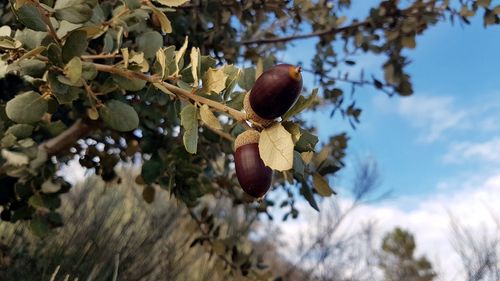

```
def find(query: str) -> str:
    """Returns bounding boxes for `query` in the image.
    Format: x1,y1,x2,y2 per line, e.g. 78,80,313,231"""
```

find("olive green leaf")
203,68,228,94
62,30,88,63
300,182,319,212
237,67,255,91
124,0,142,9
180,104,198,154
137,31,163,59
259,123,294,171
6,91,48,124
5,124,34,139
282,88,318,121
199,104,222,130
15,3,47,32
312,173,334,197
111,74,147,91
54,0,96,24
99,100,139,132
30,215,49,237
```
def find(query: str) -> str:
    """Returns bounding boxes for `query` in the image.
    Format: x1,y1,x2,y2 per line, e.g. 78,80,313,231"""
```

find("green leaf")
295,129,319,152
99,100,139,132
292,151,305,181
30,216,50,237
124,0,142,9
62,30,88,63
141,158,164,184
5,124,34,139
282,88,318,120
6,91,48,124
238,67,256,91
47,43,64,67
199,104,222,130
312,173,334,197
300,182,319,212
112,74,147,91
16,3,48,32
137,31,163,59
28,194,45,208
55,1,94,24
180,104,198,154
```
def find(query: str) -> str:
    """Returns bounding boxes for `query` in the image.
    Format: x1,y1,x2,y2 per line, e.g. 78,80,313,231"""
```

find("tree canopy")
0,0,498,278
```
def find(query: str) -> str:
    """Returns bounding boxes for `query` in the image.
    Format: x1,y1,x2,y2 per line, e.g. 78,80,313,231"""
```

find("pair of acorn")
234,64,302,198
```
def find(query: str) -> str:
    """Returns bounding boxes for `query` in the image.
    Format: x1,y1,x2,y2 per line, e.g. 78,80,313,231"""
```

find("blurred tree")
450,212,500,281
380,227,436,281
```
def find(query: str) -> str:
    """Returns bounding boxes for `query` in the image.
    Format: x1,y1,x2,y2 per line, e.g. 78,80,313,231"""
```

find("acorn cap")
234,129,260,151
243,92,275,128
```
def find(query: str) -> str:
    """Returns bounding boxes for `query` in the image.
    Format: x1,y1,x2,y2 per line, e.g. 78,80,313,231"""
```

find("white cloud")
443,137,500,164
274,170,500,281
373,94,468,143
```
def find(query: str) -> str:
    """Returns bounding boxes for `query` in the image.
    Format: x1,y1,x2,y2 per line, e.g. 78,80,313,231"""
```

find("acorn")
248,64,303,120
234,130,273,198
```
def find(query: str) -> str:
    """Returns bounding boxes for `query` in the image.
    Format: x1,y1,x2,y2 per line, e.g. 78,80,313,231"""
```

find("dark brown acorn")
234,130,273,198
249,64,303,120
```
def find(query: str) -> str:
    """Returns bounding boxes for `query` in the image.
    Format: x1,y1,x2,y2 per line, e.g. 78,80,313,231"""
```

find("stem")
93,63,247,122
241,21,366,45
81,54,122,60
39,119,94,156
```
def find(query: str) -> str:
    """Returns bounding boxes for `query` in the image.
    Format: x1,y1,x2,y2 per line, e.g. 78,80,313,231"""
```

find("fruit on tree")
246,64,303,121
234,130,273,198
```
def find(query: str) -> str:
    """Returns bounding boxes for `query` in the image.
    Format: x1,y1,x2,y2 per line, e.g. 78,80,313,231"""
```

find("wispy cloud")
443,137,500,164
374,95,468,143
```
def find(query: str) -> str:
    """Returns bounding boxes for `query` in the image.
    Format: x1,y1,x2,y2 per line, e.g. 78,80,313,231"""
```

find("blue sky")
281,4,500,202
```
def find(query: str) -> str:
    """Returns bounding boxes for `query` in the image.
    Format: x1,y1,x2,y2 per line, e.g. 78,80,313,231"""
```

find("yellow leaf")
121,48,129,68
156,48,166,78
190,47,200,86
203,68,228,94
313,145,331,167
155,0,190,7
259,124,294,171
282,121,301,144
301,151,313,164
174,36,188,75
150,7,172,33
65,57,82,84
200,104,222,130
255,58,264,80
0,26,11,37
312,173,334,197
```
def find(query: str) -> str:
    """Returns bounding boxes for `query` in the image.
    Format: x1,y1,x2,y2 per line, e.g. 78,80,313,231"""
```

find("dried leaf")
203,68,227,94
200,104,222,130
259,123,294,171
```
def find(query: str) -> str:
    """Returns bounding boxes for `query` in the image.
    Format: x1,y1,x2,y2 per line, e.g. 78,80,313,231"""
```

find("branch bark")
38,119,94,156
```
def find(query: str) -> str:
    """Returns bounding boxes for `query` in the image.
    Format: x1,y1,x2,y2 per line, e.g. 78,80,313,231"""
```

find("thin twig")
92,63,247,122
188,209,237,270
